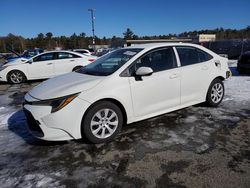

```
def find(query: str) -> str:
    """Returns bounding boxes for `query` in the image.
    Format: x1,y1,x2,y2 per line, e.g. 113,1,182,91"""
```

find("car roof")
73,49,89,51
126,42,202,50
39,50,86,57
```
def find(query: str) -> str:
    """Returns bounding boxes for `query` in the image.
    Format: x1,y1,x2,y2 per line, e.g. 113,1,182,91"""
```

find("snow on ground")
0,69,250,187
0,75,249,152
224,76,250,102
0,107,15,128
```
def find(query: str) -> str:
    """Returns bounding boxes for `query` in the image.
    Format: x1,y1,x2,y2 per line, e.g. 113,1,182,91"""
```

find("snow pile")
224,76,250,102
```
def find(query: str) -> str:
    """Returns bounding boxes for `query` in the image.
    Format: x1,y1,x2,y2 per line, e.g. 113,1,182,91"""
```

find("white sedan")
0,51,97,84
23,43,231,143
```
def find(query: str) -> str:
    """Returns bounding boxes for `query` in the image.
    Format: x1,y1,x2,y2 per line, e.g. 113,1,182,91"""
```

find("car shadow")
8,110,68,146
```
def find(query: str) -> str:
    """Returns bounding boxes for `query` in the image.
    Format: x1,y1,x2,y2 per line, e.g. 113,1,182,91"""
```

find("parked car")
23,43,230,143
6,48,44,63
73,49,94,56
237,51,250,74
201,39,250,60
0,51,97,83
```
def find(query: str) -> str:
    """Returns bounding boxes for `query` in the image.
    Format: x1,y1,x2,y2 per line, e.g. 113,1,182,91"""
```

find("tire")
72,66,83,72
82,101,123,143
7,70,26,84
206,78,224,107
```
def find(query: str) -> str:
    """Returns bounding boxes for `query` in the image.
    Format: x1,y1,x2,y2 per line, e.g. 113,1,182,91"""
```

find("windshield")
77,48,142,76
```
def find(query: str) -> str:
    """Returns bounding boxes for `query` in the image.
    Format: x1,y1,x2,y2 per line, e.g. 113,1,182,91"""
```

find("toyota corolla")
23,43,231,143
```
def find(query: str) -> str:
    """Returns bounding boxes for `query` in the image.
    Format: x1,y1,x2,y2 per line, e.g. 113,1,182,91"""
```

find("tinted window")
75,50,88,54
33,53,55,62
176,47,212,66
130,48,177,75
197,49,213,62
57,52,80,59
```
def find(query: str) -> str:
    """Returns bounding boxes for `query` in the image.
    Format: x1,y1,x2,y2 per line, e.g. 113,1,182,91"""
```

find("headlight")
28,93,79,113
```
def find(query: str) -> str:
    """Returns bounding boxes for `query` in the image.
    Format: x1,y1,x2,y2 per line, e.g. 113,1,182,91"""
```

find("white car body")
23,43,231,142
73,49,93,56
0,50,97,83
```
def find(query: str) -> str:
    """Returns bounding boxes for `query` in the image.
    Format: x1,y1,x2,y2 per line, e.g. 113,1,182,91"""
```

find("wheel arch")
203,76,225,102
80,98,128,137
72,65,83,72
7,69,27,82
214,76,225,81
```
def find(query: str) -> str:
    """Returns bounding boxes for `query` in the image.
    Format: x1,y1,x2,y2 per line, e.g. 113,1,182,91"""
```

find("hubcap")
10,72,23,83
90,108,119,139
211,83,223,103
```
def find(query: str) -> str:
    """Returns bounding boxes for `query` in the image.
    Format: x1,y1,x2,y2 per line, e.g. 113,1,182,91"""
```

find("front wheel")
82,101,123,143
206,78,224,107
7,70,26,84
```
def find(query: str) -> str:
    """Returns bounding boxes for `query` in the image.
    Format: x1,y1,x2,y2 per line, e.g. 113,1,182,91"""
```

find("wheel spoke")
109,120,118,126
105,124,114,134
92,126,102,135
95,111,102,120
90,120,99,127
101,128,106,137
108,112,116,120
104,109,109,118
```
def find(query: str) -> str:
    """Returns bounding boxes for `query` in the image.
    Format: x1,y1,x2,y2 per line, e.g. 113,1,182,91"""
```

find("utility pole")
88,8,96,49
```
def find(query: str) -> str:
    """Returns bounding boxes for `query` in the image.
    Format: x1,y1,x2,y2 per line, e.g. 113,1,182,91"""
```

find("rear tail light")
88,59,95,62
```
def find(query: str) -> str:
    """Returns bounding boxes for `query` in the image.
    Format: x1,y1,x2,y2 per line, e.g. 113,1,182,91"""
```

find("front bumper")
0,70,8,82
23,96,91,141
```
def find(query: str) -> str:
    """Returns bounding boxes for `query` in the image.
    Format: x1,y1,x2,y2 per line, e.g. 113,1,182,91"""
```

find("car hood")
28,72,104,100
5,57,28,65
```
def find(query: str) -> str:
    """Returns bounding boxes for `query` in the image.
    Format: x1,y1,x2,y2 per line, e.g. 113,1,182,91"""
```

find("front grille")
23,108,44,137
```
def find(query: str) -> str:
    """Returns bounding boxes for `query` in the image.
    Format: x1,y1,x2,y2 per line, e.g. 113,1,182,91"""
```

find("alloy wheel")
211,83,223,103
90,108,119,139
10,72,24,84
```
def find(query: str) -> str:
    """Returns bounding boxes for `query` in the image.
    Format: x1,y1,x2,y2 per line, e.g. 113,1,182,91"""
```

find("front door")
128,47,181,118
27,52,55,79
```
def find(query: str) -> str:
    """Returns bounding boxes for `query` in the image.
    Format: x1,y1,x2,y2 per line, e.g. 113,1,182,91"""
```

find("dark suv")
237,51,250,74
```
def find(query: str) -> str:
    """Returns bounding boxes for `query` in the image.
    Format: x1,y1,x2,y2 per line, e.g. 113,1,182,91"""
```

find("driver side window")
129,47,177,75
33,53,55,62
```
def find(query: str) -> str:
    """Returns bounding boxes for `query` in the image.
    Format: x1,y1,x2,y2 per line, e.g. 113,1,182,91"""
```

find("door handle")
201,65,208,70
169,73,178,79
70,60,75,62
47,63,53,65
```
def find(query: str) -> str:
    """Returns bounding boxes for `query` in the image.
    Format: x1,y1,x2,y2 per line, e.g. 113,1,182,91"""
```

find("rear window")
176,46,213,66
57,52,80,59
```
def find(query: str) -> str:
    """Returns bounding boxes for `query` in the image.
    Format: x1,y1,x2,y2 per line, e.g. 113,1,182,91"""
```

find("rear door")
27,52,55,79
53,52,82,75
175,46,214,105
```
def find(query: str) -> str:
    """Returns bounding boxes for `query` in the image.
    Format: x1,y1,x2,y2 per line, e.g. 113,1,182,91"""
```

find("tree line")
0,26,250,53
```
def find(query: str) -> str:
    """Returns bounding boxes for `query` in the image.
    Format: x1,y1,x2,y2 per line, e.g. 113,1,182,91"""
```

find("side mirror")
27,59,33,64
135,67,153,76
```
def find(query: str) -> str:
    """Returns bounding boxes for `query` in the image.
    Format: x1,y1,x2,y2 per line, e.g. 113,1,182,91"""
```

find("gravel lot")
0,67,250,188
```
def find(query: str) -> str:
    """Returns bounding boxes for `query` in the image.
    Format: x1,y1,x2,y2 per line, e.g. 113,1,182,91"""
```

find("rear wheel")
82,101,123,143
7,70,26,84
206,78,224,107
